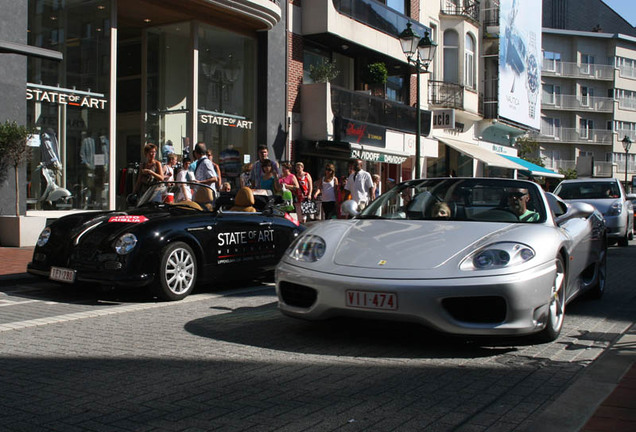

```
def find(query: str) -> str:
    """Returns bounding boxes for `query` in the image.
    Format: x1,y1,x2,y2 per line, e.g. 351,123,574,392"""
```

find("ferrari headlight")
461,242,535,271
114,233,138,255
37,227,51,247
289,234,326,262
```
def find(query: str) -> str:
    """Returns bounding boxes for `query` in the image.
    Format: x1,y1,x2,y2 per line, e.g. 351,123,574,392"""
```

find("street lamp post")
399,23,437,179
622,136,632,192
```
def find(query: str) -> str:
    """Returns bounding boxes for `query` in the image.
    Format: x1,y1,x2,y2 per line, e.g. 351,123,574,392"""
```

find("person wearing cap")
506,187,539,222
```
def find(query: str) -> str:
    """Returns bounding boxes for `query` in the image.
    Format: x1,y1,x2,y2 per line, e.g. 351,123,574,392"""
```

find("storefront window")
27,0,111,210
198,24,256,187
146,22,191,163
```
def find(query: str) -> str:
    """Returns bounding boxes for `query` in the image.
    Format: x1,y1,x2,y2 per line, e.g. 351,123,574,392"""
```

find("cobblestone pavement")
0,245,634,431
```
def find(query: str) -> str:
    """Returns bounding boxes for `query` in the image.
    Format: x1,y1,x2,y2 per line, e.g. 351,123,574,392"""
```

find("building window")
464,33,476,89
384,0,406,15
579,119,594,139
580,86,592,106
542,84,560,105
580,54,595,74
543,51,561,72
542,117,561,138
443,30,459,84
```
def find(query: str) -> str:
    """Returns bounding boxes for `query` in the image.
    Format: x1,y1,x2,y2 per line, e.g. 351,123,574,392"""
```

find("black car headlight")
460,242,535,271
114,233,138,255
37,227,52,247
288,234,326,262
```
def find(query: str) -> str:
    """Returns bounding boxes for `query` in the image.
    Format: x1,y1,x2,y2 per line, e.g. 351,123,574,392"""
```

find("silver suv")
554,178,634,246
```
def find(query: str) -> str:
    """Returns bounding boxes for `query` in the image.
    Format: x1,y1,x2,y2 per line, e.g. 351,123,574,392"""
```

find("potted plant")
365,62,388,97
309,60,340,83
0,121,46,247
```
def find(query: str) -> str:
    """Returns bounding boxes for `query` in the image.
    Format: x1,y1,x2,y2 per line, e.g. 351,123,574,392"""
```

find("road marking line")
0,285,274,332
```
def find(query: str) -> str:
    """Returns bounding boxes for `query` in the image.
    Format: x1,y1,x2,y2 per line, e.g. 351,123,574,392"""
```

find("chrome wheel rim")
549,259,566,333
165,248,195,295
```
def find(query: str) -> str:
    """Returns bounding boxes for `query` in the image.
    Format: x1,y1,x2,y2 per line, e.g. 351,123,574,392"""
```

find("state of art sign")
199,113,253,129
26,85,107,110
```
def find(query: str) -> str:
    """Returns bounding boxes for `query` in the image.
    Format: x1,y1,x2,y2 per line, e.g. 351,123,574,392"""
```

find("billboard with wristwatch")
499,0,542,130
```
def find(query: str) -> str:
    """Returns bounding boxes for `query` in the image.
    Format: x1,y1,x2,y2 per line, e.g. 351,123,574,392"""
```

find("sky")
602,0,636,26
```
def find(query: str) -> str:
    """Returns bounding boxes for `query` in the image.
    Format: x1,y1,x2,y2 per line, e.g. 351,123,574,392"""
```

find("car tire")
535,256,566,343
587,247,607,299
618,229,629,247
155,241,197,301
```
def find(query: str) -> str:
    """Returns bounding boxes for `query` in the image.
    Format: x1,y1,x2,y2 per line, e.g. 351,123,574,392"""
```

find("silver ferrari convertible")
276,177,607,342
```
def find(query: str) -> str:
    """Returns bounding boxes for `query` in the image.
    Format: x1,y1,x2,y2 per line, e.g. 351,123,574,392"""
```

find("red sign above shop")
337,118,386,147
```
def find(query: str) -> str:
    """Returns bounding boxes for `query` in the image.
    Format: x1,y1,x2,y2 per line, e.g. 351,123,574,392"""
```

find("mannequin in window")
80,131,96,204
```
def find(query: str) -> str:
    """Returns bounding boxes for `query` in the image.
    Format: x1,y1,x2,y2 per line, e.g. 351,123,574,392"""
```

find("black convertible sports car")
27,182,304,300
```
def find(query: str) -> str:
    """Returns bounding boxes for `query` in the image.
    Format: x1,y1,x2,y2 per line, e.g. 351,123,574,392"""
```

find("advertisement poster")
499,0,542,130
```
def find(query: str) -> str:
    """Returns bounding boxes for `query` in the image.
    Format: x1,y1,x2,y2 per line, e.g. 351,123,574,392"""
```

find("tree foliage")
515,136,544,167
0,121,33,215
309,60,339,83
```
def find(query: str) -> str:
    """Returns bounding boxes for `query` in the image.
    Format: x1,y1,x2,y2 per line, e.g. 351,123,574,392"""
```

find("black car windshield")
555,181,621,200
136,181,215,211
358,178,547,223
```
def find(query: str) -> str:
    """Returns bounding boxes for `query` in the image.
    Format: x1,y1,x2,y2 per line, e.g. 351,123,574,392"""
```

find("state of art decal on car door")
217,229,276,264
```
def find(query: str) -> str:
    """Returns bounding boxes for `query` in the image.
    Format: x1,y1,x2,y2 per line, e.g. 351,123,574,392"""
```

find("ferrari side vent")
279,282,317,308
442,296,507,324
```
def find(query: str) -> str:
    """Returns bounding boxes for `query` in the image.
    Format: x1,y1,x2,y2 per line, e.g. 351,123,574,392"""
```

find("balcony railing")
333,0,429,39
541,61,615,80
482,4,499,28
331,85,428,134
543,159,575,172
531,127,614,145
618,97,636,111
541,94,614,112
428,80,464,110
440,0,480,22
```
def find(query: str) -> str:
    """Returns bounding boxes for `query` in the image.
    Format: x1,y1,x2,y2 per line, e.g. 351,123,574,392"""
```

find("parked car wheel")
535,256,566,343
587,247,607,299
155,241,197,301
618,229,629,247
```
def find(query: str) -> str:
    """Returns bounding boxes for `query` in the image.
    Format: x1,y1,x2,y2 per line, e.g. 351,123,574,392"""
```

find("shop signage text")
26,88,107,110
200,114,253,129
433,109,455,129
339,118,386,147
351,149,408,164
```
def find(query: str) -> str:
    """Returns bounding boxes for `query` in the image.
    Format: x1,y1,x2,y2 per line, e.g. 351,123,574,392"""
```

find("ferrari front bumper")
276,260,558,337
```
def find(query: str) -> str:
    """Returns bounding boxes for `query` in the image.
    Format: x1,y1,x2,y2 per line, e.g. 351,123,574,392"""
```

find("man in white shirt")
345,158,375,210
192,142,219,192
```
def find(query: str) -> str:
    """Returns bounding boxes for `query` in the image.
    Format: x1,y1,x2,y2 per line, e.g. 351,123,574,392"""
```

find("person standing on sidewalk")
314,163,338,220
345,158,375,211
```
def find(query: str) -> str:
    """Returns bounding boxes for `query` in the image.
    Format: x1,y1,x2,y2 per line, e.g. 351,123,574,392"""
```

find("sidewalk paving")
0,246,633,431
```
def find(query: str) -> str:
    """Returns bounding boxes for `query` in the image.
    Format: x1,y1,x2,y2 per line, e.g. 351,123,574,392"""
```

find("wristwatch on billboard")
526,32,539,119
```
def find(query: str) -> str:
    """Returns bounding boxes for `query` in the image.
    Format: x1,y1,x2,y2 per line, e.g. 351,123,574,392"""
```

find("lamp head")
417,31,438,71
399,22,420,58
622,136,632,152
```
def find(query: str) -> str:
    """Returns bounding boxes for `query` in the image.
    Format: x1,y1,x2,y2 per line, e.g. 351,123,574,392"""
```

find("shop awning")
438,138,521,170
500,155,564,178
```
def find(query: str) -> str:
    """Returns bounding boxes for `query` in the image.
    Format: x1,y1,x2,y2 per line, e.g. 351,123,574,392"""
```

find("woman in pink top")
278,162,299,193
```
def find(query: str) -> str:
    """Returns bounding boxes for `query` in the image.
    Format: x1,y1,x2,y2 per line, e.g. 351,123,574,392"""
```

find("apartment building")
536,0,636,188
287,0,560,186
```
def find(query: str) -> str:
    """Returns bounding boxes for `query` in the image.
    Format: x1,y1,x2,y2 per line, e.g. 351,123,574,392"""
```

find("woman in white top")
314,163,338,220
175,158,194,201
163,153,177,181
